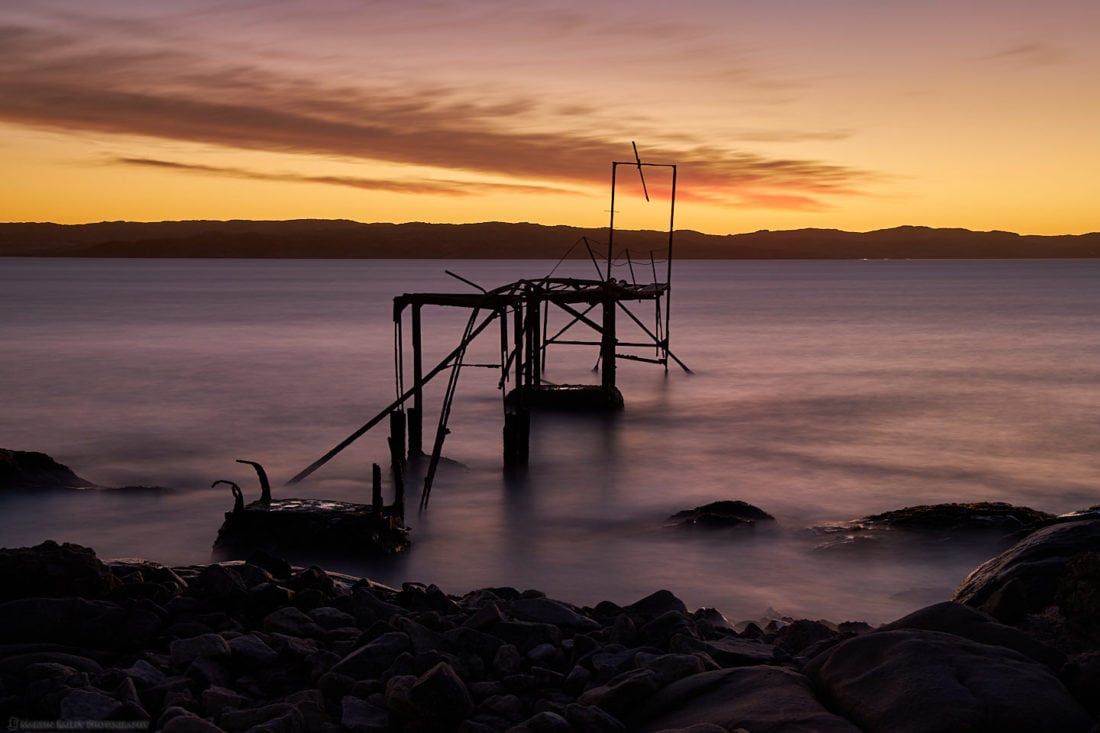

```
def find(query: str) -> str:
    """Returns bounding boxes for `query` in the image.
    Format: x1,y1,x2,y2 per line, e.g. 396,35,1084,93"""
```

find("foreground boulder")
0,540,121,601
953,518,1100,627
805,628,1092,732
636,666,860,732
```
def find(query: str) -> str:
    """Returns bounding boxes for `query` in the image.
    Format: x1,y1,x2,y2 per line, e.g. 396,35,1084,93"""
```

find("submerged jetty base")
2,517,1099,731
216,148,689,554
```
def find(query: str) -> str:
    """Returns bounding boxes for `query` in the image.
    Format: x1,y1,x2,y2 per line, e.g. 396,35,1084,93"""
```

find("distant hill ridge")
1,220,1097,259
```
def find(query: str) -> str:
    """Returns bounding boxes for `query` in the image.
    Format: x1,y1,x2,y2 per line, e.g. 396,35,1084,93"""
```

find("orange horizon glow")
2,2,1099,237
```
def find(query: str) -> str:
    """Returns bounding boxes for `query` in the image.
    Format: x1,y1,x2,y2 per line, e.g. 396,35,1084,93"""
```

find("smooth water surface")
2,258,1098,623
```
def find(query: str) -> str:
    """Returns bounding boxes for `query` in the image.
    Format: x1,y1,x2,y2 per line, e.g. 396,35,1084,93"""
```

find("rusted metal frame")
421,306,486,509
409,304,424,456
287,308,501,485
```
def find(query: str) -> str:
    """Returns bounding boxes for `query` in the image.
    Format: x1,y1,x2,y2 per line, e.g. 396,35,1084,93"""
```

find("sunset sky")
2,1,1098,235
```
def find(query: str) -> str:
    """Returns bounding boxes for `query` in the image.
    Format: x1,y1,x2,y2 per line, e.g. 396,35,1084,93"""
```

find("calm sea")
2,257,1098,624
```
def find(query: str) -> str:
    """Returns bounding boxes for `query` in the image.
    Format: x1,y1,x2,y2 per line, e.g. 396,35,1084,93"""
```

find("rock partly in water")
953,518,1100,627
859,502,1054,534
667,500,775,529
0,449,95,490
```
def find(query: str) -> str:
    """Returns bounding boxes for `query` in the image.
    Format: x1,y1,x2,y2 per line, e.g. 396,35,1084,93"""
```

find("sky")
1,0,1098,235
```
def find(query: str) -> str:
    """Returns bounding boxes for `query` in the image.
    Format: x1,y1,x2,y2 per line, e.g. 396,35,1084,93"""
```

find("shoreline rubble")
2,520,1098,732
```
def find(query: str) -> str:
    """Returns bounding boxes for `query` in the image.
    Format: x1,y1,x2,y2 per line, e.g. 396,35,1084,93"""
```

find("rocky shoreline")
2,515,1099,732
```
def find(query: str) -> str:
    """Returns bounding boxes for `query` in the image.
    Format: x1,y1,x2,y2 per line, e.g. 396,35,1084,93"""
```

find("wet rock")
636,666,858,733
342,694,390,732
563,703,625,733
771,619,839,656
668,500,775,529
881,601,1066,671
408,661,474,728
579,668,661,720
509,710,572,733
622,590,687,620
0,540,121,601
310,606,356,630
670,634,780,667
0,597,157,649
860,501,1053,534
492,621,563,653
169,633,231,667
227,633,279,667
58,687,124,720
637,610,699,649
263,605,326,639
805,628,1092,732
509,597,601,634
953,518,1100,623
331,631,412,679
161,712,227,733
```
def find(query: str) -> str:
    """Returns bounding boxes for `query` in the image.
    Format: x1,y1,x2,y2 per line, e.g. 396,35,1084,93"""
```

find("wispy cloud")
115,157,579,196
0,17,878,211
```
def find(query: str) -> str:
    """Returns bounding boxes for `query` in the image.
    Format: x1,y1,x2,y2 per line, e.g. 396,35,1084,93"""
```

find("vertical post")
371,463,383,515
409,303,424,456
389,410,406,468
513,303,524,390
601,287,617,394
607,162,618,282
663,164,677,370
388,436,405,519
526,295,541,386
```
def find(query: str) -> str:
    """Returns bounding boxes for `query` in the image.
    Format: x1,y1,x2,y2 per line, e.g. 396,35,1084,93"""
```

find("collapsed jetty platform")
214,145,690,554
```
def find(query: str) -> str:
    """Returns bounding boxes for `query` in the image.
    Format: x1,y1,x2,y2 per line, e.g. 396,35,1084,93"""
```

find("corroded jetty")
213,459,409,556
214,497,409,556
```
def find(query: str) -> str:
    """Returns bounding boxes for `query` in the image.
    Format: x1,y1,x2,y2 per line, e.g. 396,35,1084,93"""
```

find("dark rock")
478,693,527,724
331,631,412,679
262,605,326,639
246,551,293,580
805,628,1092,732
668,500,775,529
953,519,1100,623
200,685,249,717
492,621,563,653
409,661,474,728
492,644,524,676
246,582,295,618
563,703,625,733
578,668,661,720
638,610,699,649
161,712,227,733
509,597,601,634
220,702,303,732
0,652,103,678
189,564,248,606
349,587,402,626
881,601,1066,671
0,541,121,601
342,694,390,732
463,600,507,630
670,634,780,667
227,633,279,667
445,626,505,662
169,633,231,667
1064,650,1100,714
861,501,1053,533
622,590,687,620
636,666,859,733
0,597,158,649
771,619,838,656
639,653,710,685
0,449,96,489
508,710,572,733
310,606,357,630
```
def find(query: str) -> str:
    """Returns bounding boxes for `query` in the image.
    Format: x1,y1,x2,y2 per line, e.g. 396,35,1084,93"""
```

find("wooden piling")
371,463,383,515
409,303,424,456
